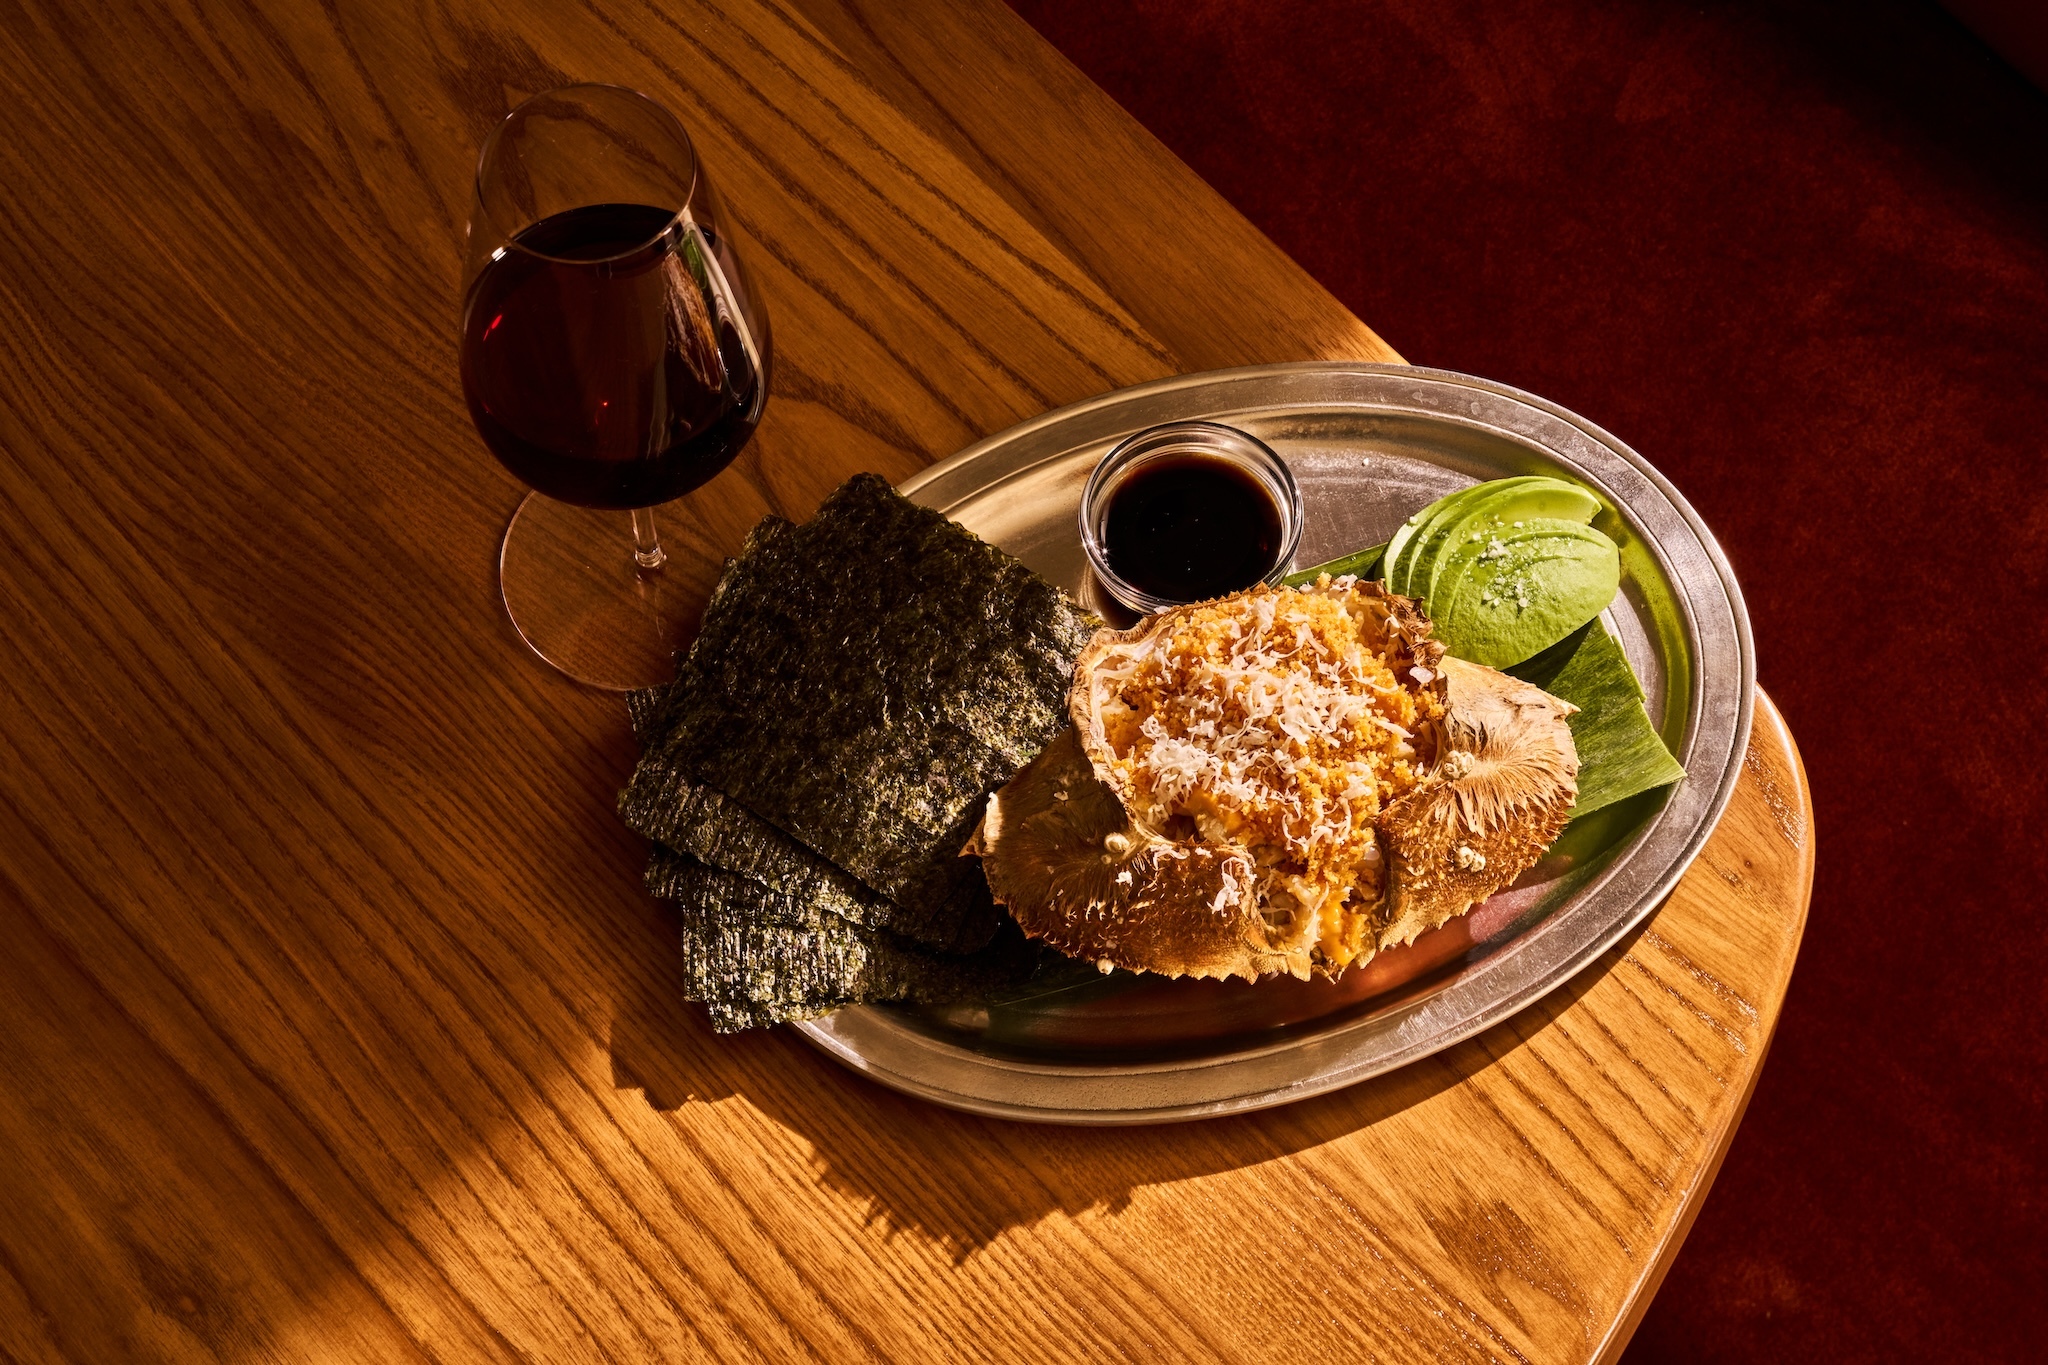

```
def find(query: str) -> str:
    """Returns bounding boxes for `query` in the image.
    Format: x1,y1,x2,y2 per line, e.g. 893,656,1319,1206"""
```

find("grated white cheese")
1095,586,1436,911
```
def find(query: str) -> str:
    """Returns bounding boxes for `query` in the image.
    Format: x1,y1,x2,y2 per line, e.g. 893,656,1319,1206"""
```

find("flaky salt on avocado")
1385,475,1621,668
968,578,1582,982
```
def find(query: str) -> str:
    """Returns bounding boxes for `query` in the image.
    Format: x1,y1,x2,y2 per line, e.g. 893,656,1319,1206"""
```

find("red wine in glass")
460,202,764,511
459,85,771,690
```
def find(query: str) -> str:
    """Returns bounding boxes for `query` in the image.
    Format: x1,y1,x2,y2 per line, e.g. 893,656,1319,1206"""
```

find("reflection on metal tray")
796,363,1753,1124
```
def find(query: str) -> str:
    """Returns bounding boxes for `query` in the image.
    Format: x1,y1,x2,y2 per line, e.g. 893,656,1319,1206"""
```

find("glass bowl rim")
1077,419,1306,614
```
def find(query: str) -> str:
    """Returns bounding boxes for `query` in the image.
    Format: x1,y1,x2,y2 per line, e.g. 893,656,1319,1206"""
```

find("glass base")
499,492,686,691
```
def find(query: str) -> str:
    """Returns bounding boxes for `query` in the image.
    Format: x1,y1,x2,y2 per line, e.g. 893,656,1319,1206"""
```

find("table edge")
1590,686,1815,1364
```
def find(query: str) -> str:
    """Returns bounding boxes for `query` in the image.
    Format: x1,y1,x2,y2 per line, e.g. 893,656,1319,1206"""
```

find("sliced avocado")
1432,519,1620,667
1382,495,1455,593
1381,515,1422,587
1420,478,1602,605
1386,480,1498,594
1392,476,1557,597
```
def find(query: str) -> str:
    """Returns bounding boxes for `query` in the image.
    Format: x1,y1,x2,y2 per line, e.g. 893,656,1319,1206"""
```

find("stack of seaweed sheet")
619,474,1099,1030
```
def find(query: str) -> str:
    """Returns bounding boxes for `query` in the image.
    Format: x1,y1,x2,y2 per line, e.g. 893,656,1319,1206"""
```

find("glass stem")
631,506,666,571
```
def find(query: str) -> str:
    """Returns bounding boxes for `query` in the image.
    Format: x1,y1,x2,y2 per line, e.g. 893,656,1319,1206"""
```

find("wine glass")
459,84,770,689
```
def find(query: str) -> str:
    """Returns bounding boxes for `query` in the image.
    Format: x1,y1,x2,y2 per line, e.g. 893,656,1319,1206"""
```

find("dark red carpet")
1009,2,2048,1360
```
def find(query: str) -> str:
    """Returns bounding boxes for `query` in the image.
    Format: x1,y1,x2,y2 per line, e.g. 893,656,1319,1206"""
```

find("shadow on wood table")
602,906,1638,1264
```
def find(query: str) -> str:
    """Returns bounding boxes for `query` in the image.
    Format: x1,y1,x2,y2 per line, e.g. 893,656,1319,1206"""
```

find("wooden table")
0,1,1811,1360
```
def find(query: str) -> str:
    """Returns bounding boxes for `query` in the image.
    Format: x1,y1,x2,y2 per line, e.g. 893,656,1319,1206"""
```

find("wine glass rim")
472,82,701,267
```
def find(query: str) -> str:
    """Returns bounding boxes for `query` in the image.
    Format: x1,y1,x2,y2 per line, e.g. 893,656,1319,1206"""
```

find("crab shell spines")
1375,656,1580,947
972,579,1576,981
966,729,1286,982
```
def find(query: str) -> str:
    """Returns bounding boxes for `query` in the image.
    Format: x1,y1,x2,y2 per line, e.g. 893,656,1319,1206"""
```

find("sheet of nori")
617,477,1088,1028
623,682,672,747
631,473,1096,913
628,690,998,952
641,830,995,954
669,861,1039,1032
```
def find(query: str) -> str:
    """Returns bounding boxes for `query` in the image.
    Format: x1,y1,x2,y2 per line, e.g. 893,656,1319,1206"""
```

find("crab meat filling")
1086,582,1442,967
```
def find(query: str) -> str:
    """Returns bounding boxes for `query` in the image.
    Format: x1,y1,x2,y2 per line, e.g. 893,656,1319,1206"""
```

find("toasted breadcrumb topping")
1089,580,1442,965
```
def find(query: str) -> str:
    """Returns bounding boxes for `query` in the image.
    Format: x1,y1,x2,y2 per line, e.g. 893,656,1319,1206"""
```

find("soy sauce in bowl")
1103,455,1284,602
1080,420,1304,614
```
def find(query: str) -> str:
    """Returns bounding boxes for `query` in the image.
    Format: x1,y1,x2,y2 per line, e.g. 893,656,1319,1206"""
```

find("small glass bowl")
1079,420,1304,615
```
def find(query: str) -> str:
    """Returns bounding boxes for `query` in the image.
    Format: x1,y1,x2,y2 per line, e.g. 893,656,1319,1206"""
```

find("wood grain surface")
0,0,1809,1360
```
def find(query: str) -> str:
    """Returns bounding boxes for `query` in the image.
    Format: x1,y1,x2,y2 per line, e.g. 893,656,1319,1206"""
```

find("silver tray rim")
795,362,1754,1124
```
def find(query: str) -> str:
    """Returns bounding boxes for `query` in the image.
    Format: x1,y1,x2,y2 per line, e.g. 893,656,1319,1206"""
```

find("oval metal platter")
796,363,1753,1124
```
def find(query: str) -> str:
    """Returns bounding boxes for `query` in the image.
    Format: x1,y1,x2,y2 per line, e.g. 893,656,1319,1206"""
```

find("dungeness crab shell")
967,579,1581,982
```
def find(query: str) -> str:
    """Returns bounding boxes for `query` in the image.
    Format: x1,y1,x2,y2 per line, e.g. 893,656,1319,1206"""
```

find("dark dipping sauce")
1101,454,1285,602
